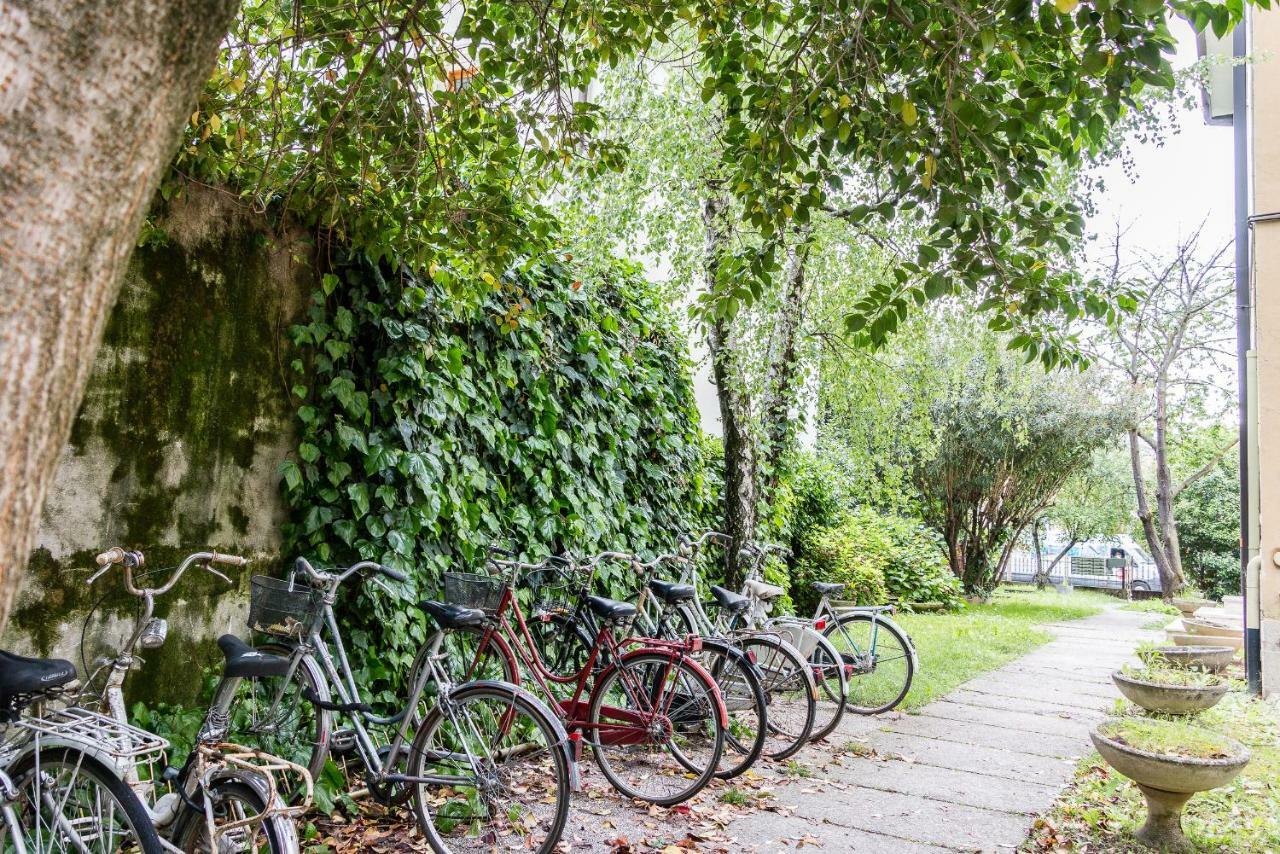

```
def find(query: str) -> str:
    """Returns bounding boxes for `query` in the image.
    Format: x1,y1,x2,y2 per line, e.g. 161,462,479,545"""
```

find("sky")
1081,23,1235,260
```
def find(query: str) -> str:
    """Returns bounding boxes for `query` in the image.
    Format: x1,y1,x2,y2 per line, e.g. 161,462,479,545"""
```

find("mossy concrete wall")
3,184,313,704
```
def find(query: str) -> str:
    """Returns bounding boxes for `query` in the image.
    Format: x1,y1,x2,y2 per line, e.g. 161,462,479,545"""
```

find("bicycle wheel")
408,683,571,854
588,652,724,806
525,611,595,681
698,640,767,779
2,746,163,853
807,631,848,741
223,643,331,799
735,635,815,761
170,779,296,854
824,613,915,714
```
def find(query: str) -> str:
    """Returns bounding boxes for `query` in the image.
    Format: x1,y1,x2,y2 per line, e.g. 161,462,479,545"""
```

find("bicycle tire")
408,681,572,854
170,778,296,854
734,634,815,760
805,630,848,741
823,613,915,714
588,651,724,806
698,639,767,779
3,745,164,854
225,642,332,800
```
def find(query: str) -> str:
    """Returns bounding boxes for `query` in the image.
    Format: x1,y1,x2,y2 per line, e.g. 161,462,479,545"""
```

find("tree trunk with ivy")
761,234,810,493
702,191,758,584
0,0,237,631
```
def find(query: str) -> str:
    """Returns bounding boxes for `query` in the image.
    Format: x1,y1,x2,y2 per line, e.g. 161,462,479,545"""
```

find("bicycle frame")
262,569,518,793
455,561,726,754
0,768,28,854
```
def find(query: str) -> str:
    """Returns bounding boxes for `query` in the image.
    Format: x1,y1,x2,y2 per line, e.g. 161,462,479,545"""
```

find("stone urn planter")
1181,617,1242,640
1168,631,1243,651
1173,597,1214,618
1092,718,1249,853
1150,645,1236,674
1112,668,1228,715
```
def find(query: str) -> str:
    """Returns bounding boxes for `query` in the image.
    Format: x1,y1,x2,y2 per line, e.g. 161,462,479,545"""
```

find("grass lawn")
895,586,1114,711
1025,691,1280,852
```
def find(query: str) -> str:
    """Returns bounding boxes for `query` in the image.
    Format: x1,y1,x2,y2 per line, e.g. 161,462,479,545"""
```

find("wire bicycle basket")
522,564,584,619
248,575,323,639
443,572,506,614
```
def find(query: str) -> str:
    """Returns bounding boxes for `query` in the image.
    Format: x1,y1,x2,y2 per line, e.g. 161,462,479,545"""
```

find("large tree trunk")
703,191,757,584
0,0,238,630
761,233,810,491
1129,426,1182,601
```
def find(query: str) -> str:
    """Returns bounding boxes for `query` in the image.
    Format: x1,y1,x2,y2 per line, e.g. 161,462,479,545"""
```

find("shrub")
792,512,890,614
790,508,960,613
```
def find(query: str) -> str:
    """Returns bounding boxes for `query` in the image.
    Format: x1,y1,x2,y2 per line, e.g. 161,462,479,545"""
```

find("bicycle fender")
878,615,921,672
602,648,729,728
445,680,579,790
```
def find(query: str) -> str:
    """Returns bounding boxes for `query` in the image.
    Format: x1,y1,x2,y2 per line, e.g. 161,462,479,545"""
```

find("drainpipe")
1234,20,1262,695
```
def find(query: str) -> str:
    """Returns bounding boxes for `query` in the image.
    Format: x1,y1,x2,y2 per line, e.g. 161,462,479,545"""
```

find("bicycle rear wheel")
588,652,724,806
807,631,848,741
2,746,163,853
735,634,815,761
697,640,766,779
170,778,297,854
409,682,571,854
824,613,915,714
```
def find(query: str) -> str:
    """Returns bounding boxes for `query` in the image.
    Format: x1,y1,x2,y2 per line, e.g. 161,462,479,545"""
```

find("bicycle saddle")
587,595,638,622
812,582,847,595
0,649,77,697
418,600,486,629
708,585,750,614
744,579,785,601
217,635,292,679
647,578,695,604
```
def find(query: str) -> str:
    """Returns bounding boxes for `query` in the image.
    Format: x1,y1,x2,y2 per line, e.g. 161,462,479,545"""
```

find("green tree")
1030,447,1134,585
905,323,1124,595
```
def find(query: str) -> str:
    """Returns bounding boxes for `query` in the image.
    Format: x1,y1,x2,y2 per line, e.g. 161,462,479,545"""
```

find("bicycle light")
814,618,827,630
139,618,168,649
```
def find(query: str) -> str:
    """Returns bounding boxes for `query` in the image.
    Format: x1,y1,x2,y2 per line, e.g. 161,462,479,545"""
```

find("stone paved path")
715,605,1163,852
557,604,1162,852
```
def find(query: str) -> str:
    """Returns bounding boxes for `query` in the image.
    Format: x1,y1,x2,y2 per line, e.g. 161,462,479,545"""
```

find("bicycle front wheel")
807,631,848,741
824,613,915,714
2,746,163,853
588,652,724,806
409,683,571,854
170,779,297,854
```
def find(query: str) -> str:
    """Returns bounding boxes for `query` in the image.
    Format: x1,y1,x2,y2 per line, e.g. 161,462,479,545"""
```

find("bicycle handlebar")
293,556,405,587
88,549,248,597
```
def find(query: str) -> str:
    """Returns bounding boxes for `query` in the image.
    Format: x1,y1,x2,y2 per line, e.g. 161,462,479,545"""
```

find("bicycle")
434,548,728,806
537,549,768,781
730,542,850,739
82,548,309,854
0,649,164,853
225,556,575,854
656,533,819,755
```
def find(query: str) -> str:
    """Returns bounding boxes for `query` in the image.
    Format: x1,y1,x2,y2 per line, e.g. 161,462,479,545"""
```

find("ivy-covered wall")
4,185,315,703
284,254,713,702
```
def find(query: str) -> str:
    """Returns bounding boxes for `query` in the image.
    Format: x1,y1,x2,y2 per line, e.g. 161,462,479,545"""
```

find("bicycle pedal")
331,728,357,753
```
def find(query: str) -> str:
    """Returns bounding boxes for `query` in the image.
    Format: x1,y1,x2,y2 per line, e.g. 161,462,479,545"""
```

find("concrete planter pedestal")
1091,722,1249,853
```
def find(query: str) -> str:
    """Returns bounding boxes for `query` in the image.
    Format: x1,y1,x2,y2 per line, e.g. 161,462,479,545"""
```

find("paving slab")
815,754,1061,814
866,730,1079,783
884,713,1086,759
943,688,1110,720
911,701,1097,739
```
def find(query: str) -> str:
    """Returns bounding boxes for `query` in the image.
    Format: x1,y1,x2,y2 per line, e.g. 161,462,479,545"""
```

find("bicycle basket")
522,565,581,617
443,572,506,614
248,575,322,639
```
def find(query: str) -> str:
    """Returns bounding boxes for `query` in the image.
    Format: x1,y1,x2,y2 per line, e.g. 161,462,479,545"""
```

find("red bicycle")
426,548,728,806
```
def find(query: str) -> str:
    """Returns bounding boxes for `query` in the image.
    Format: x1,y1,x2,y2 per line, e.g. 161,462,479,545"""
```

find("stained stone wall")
3,184,313,704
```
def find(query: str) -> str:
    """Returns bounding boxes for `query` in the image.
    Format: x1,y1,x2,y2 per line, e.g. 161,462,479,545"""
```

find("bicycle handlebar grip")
210,553,249,567
487,544,515,558
380,565,409,583
95,547,126,567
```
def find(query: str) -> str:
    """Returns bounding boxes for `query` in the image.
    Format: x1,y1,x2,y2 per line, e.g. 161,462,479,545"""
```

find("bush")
790,508,961,614
792,512,890,614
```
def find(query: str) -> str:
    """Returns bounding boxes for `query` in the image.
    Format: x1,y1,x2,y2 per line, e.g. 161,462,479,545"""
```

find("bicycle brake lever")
204,564,233,585
368,574,399,599
85,565,112,585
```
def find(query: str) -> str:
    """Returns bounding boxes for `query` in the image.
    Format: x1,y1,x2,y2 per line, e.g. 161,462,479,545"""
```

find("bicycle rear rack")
15,707,168,762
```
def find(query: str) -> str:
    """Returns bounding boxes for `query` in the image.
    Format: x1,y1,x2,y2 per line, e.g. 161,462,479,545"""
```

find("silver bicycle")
0,649,164,853
742,542,919,714
225,557,575,854
81,549,309,854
